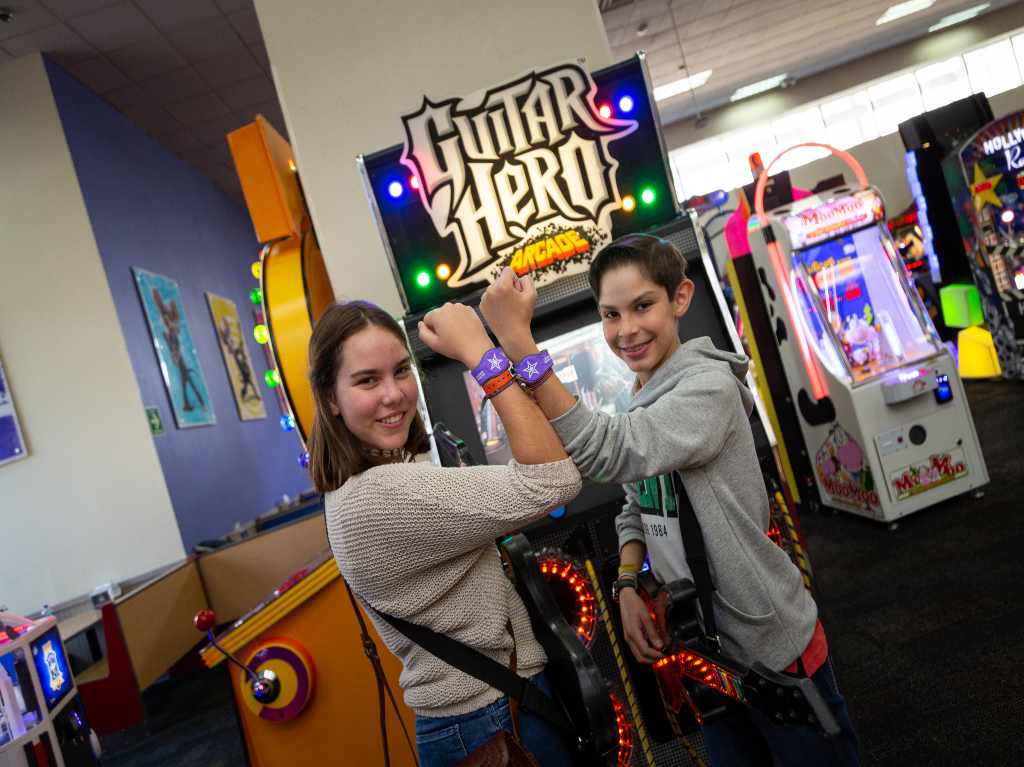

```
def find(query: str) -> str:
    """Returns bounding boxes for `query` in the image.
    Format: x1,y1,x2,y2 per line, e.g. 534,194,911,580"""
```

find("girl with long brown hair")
308,299,579,767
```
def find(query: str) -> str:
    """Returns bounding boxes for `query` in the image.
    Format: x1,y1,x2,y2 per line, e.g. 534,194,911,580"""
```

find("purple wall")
46,61,312,551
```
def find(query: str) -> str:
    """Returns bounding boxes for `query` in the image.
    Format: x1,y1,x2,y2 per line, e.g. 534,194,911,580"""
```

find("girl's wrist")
463,338,497,370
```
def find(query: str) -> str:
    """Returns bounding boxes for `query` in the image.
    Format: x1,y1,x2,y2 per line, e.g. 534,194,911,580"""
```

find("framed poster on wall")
133,268,216,428
206,292,266,421
0,352,28,466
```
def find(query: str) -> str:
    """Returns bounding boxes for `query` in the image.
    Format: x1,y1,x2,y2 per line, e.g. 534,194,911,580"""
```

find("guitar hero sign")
400,62,638,288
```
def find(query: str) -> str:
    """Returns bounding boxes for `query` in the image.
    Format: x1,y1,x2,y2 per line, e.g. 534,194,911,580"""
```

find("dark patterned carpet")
803,379,1024,767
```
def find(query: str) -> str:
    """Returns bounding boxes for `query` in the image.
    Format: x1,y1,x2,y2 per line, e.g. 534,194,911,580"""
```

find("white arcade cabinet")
749,146,989,523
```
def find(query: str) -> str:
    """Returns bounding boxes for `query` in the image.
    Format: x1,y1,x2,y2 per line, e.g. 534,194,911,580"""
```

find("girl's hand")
480,268,538,359
418,303,493,368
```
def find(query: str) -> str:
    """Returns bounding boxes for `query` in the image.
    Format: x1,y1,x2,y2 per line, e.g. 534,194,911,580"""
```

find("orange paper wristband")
482,368,514,397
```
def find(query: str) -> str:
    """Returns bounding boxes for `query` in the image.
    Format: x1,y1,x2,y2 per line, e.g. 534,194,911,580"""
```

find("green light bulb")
416,271,431,288
640,187,657,205
264,369,280,387
250,287,262,305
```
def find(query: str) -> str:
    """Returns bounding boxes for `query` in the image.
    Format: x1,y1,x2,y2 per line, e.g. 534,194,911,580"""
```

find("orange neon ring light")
610,693,634,767
537,551,598,647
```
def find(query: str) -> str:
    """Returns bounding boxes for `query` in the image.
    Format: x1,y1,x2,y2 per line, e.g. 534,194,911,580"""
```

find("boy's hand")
619,588,666,664
418,303,492,369
480,268,538,359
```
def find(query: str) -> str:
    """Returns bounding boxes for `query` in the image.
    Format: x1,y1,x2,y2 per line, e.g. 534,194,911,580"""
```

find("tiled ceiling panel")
0,1,58,41
66,3,159,51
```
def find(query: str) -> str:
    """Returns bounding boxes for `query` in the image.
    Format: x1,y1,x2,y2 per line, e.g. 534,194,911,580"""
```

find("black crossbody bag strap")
670,470,720,646
371,605,575,737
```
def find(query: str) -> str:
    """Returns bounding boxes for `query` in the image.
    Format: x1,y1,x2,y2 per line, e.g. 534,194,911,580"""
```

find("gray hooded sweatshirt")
550,337,817,671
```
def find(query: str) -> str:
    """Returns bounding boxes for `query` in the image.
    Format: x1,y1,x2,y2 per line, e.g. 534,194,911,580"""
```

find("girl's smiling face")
331,325,419,451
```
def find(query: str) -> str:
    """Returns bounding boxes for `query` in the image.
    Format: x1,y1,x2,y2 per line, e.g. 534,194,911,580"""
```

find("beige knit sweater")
325,457,582,718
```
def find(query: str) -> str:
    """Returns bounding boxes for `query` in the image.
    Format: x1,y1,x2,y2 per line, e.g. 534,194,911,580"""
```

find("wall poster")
133,268,215,428
206,292,266,421
0,352,27,466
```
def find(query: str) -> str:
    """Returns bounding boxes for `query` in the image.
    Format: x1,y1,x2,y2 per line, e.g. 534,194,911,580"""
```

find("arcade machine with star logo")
358,52,818,767
944,110,1024,380
747,143,989,525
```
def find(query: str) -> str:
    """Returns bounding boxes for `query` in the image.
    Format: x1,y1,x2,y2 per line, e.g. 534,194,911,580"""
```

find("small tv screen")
462,320,635,465
30,626,73,711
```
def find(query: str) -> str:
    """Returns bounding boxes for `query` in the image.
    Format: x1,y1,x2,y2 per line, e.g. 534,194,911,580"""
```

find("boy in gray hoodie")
478,234,859,766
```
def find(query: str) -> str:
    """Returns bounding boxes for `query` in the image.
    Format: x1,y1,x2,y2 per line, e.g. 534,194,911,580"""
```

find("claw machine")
749,146,988,522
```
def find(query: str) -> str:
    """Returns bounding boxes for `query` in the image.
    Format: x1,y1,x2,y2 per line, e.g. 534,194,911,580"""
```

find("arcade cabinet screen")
462,321,634,465
30,626,73,711
795,226,940,383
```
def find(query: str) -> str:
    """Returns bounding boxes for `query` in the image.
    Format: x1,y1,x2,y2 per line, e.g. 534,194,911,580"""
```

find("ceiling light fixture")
927,2,990,32
730,74,788,102
876,0,935,26
653,69,713,101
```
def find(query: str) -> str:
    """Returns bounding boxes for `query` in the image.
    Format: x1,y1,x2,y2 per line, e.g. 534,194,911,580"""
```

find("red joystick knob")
194,609,217,632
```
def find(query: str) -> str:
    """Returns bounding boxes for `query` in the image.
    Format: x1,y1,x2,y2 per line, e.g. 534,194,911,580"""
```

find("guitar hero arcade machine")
748,147,988,524
359,53,805,767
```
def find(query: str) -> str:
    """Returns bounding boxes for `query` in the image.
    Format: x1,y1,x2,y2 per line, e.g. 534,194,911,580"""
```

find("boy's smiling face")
597,263,694,385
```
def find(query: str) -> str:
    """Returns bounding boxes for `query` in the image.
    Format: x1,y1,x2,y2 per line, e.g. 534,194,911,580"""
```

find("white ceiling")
0,0,1016,201
603,0,1020,125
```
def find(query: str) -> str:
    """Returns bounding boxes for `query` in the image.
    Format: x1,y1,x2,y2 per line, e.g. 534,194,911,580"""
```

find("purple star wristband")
471,347,511,386
513,350,554,387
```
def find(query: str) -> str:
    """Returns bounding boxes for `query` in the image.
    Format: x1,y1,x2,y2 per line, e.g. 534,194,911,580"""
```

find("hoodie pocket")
713,591,776,624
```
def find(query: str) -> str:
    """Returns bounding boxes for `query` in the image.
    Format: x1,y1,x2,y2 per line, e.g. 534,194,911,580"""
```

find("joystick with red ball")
194,609,280,705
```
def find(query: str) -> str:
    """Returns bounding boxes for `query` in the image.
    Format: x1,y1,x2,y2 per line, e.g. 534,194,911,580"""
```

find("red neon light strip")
753,142,861,403
654,648,746,703
768,241,830,400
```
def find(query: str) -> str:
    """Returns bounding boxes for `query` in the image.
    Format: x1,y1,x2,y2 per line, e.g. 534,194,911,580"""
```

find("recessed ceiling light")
876,0,935,26
730,74,788,102
653,69,712,102
928,2,990,32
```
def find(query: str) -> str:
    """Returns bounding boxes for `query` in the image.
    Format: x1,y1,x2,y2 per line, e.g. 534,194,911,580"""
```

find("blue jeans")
415,671,576,767
701,655,861,766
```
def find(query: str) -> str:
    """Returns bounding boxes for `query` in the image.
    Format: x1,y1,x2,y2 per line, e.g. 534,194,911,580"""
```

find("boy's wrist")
500,331,539,361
